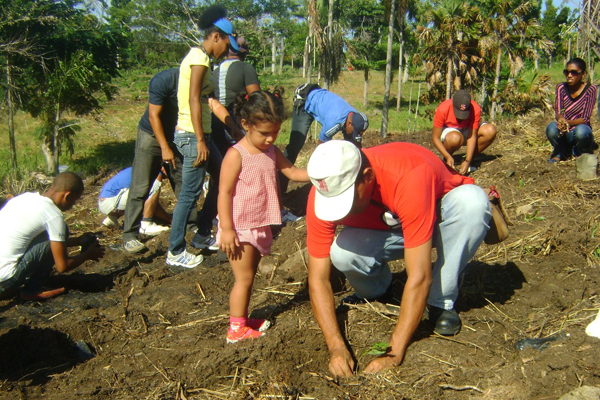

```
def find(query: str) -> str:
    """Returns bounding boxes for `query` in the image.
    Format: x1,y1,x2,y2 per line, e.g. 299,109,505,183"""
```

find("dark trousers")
281,106,315,193
0,233,56,296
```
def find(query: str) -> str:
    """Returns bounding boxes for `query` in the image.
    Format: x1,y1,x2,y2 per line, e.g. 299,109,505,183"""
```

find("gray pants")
330,184,491,310
122,128,189,241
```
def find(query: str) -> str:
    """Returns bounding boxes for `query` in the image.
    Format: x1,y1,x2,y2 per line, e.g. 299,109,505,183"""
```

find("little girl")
218,89,309,343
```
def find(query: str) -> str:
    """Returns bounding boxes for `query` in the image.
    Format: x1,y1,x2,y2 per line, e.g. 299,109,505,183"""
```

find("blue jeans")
546,121,594,158
329,184,491,310
0,233,56,296
168,131,217,255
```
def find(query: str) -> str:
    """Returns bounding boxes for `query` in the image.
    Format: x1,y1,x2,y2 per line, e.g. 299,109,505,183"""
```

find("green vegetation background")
1,62,597,185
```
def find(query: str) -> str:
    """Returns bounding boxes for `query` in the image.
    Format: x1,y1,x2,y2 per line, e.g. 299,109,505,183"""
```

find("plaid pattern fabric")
231,144,281,229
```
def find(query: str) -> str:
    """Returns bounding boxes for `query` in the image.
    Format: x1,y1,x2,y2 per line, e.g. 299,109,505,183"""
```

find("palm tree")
417,0,481,100
478,0,552,120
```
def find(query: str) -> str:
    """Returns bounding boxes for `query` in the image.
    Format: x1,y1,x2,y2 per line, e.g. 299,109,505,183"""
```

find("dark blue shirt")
138,68,179,142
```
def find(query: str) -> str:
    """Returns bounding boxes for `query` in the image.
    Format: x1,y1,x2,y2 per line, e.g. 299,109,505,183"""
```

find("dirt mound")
1,113,600,399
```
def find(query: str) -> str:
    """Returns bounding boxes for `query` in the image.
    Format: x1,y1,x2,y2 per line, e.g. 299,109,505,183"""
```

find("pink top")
231,143,281,229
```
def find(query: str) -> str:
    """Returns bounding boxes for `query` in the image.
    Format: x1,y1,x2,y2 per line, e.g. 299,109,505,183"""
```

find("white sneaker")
281,209,303,224
166,249,204,268
123,238,146,254
103,214,119,228
586,310,600,339
139,221,170,236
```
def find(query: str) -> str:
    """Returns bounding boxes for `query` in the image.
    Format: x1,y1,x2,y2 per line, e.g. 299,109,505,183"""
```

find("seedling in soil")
524,210,545,221
362,342,389,357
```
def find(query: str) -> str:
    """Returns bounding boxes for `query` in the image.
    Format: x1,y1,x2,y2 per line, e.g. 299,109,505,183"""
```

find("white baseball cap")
307,141,362,221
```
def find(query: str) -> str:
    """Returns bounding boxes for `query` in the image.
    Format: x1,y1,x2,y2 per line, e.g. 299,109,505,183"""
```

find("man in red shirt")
306,141,491,376
432,90,497,174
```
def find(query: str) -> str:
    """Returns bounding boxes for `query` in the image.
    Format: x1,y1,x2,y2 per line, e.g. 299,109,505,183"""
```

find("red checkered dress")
231,143,282,229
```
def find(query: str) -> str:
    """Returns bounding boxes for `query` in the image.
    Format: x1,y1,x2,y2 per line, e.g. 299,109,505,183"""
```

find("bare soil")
2,111,600,399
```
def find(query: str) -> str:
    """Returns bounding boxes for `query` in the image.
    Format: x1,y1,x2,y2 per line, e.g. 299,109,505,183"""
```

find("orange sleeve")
433,101,448,128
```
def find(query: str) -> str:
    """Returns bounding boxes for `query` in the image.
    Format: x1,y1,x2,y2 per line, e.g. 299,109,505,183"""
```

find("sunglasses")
563,69,582,77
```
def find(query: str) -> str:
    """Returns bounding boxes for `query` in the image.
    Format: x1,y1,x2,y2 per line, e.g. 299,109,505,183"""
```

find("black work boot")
427,306,462,336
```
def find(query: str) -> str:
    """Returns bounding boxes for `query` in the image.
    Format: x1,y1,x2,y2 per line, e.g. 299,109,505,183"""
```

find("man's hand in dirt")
84,242,105,261
329,347,355,377
161,146,176,168
363,351,405,374
445,156,455,169
458,160,470,175
219,228,240,259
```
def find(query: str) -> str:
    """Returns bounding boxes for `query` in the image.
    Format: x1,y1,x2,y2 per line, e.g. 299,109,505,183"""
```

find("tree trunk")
41,141,57,175
303,37,309,78
324,0,334,90
480,77,486,108
396,36,404,111
6,57,18,178
491,47,502,121
364,68,369,107
402,54,409,83
445,53,452,100
271,35,277,75
279,36,285,75
380,0,396,138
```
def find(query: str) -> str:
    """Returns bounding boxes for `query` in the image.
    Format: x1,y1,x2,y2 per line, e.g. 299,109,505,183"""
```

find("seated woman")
546,58,598,163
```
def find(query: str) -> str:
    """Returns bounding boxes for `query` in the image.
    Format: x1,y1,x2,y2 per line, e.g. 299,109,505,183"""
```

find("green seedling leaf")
363,342,389,356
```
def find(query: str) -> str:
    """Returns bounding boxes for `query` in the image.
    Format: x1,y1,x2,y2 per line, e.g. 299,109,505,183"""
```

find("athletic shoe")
190,233,219,251
281,209,303,224
226,326,265,343
102,214,119,228
139,221,170,236
467,166,478,174
247,318,271,332
166,249,203,268
123,238,146,254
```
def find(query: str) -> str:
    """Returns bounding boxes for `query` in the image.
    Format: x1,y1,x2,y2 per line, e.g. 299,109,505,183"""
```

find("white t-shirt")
0,192,66,282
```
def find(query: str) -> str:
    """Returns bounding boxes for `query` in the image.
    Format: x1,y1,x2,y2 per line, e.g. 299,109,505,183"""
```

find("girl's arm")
208,98,244,141
189,65,210,165
274,146,309,182
218,148,243,256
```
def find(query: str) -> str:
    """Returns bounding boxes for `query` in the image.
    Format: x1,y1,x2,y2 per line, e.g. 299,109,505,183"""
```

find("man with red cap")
305,140,492,376
432,90,497,174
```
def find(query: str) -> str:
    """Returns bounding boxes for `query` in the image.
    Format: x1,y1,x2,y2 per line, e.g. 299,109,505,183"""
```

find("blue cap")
213,18,239,52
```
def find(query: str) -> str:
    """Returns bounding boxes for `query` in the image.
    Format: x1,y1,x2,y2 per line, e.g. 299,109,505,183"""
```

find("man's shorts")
98,179,161,215
440,122,490,143
440,127,469,143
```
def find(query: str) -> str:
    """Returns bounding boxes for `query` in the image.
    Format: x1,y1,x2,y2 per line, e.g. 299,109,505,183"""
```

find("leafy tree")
1,0,126,174
541,0,572,65
346,0,386,106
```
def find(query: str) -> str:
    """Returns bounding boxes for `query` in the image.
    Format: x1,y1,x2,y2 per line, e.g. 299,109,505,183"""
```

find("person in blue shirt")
282,84,368,192
285,84,368,162
99,167,171,236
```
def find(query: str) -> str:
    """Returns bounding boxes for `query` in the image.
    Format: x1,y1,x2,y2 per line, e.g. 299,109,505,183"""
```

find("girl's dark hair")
566,57,587,72
199,5,227,39
234,86,287,126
